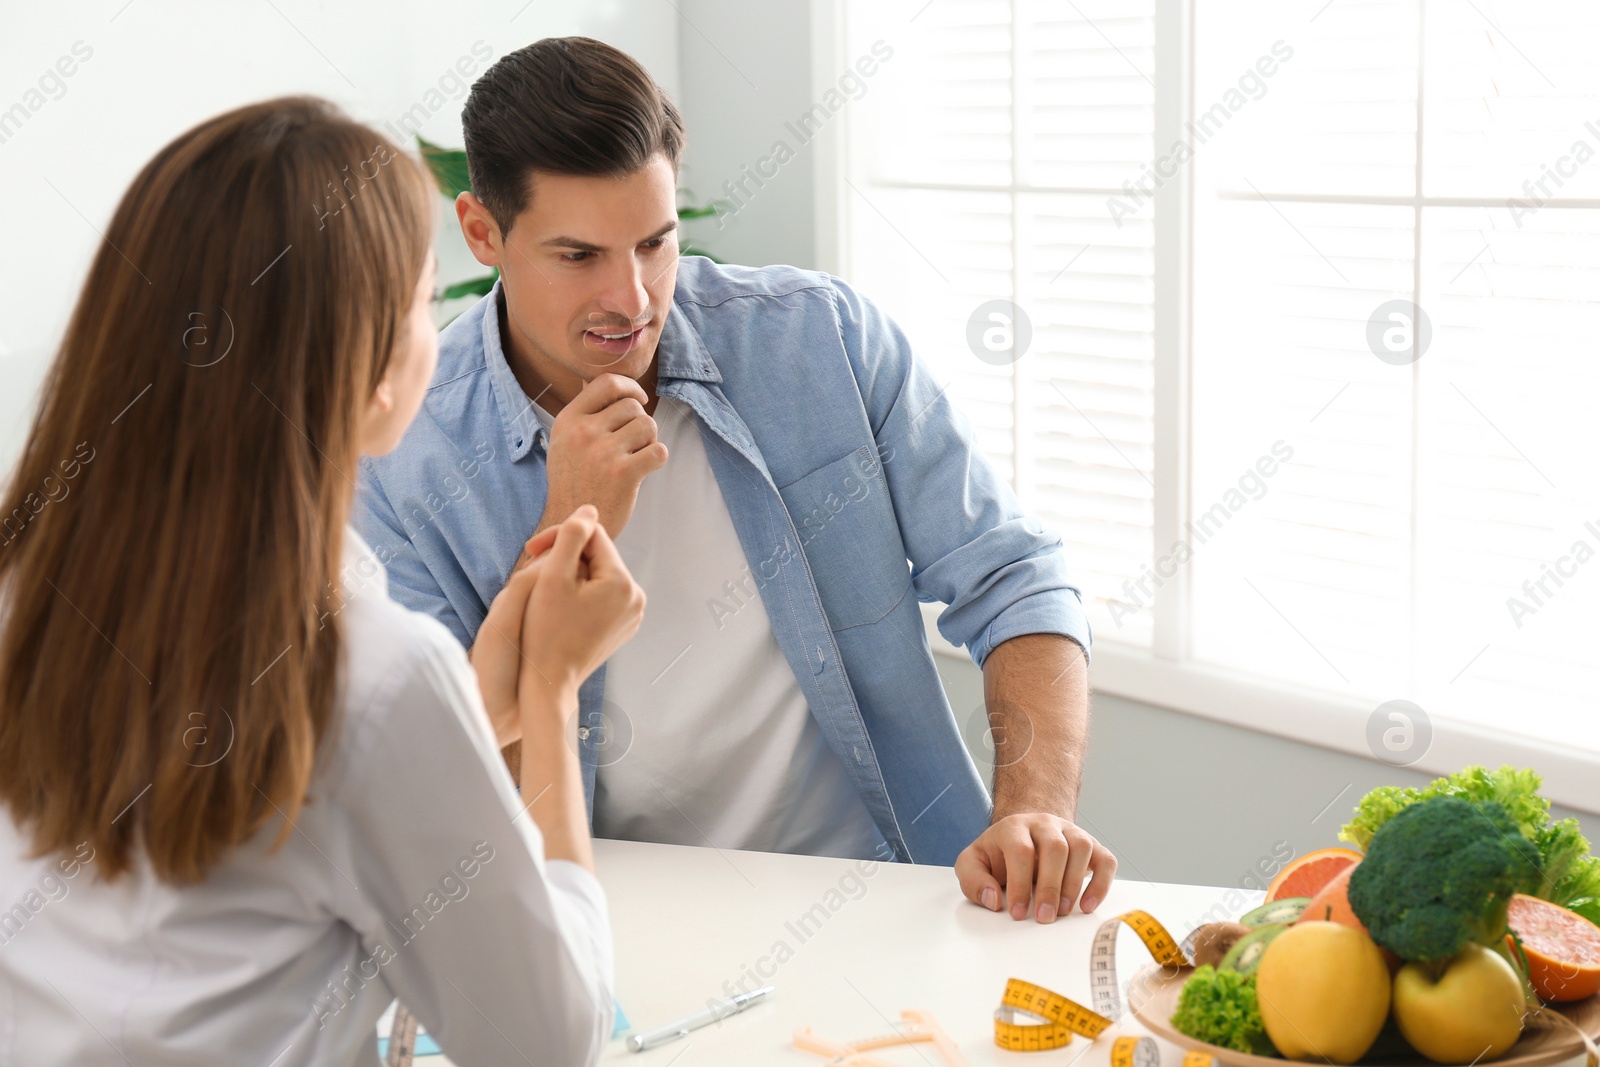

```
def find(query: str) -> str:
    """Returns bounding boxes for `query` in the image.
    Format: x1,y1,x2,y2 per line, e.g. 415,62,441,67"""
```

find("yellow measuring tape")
993,909,1215,1066
994,976,1111,1048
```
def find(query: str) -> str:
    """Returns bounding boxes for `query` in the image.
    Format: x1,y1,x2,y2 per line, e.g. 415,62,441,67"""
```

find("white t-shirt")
532,396,887,860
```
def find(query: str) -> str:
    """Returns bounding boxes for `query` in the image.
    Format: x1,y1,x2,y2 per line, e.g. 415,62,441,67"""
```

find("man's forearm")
981,632,1089,820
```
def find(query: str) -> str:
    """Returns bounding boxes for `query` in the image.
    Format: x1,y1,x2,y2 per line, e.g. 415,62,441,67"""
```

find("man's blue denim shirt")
353,257,1091,866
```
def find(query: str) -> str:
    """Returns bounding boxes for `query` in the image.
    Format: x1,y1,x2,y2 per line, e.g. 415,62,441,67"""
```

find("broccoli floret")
1170,965,1276,1055
1347,796,1542,963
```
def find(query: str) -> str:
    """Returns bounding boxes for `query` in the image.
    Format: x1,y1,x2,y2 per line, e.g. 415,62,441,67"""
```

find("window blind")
842,0,1158,646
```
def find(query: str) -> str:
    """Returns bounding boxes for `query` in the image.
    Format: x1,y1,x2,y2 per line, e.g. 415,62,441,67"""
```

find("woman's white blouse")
0,526,614,1065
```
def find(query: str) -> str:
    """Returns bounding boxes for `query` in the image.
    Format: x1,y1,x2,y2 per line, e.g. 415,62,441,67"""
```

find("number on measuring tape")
1089,910,1189,1022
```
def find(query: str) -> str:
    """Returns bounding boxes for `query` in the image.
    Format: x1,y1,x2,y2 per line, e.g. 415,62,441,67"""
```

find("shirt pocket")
776,444,910,631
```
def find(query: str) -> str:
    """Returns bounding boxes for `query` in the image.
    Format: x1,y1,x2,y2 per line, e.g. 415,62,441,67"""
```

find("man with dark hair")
356,36,1115,924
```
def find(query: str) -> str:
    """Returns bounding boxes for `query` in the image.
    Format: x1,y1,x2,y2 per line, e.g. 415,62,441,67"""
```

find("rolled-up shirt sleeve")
827,275,1093,667
327,618,614,1067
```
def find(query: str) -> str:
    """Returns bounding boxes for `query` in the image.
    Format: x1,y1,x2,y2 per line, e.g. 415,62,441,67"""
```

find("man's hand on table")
955,812,1117,924
959,633,1111,923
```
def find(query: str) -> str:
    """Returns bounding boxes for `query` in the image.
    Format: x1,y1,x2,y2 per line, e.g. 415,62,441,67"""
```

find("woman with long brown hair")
0,96,641,1065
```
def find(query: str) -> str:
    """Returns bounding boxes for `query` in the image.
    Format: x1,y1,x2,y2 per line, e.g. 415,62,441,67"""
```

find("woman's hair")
0,96,434,883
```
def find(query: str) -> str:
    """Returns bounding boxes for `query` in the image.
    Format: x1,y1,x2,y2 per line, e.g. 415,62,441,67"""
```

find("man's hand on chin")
521,373,668,557
955,812,1117,924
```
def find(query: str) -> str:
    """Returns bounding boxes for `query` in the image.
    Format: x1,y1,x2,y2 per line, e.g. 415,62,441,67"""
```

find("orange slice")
1266,847,1363,903
1507,892,1600,1003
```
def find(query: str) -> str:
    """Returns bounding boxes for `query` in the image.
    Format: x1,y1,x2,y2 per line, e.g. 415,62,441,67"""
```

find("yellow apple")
1392,942,1524,1063
1254,921,1392,1063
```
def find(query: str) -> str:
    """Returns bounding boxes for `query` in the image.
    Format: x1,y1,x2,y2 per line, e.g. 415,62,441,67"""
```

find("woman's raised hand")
517,504,645,702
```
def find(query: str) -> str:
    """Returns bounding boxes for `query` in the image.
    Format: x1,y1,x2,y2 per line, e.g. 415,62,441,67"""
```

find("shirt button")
577,727,591,741
853,746,864,763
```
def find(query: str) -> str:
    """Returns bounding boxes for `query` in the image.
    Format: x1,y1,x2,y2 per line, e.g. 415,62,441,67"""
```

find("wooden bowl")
1127,964,1600,1067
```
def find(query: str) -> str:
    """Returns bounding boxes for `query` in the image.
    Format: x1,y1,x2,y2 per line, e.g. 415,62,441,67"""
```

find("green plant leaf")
441,271,498,301
417,136,473,199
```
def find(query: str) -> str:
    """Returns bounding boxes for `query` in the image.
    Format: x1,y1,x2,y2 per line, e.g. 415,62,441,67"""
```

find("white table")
418,840,1589,1066
590,838,1238,1066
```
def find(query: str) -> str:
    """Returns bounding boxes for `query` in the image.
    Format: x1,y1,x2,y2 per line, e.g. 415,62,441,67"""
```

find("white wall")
674,0,821,269
0,0,680,475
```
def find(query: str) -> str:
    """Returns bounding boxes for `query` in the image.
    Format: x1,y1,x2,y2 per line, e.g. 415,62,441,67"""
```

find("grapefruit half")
1266,846,1363,903
1507,892,1600,1003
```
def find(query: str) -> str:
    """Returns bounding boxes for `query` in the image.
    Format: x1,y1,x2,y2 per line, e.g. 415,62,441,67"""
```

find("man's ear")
455,191,502,268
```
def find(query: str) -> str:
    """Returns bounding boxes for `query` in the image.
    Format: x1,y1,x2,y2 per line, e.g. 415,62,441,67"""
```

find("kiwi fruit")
1218,923,1286,976
1189,921,1252,969
1239,897,1309,927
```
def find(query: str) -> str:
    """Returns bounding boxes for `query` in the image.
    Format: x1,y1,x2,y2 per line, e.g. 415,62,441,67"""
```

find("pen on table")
625,985,776,1052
